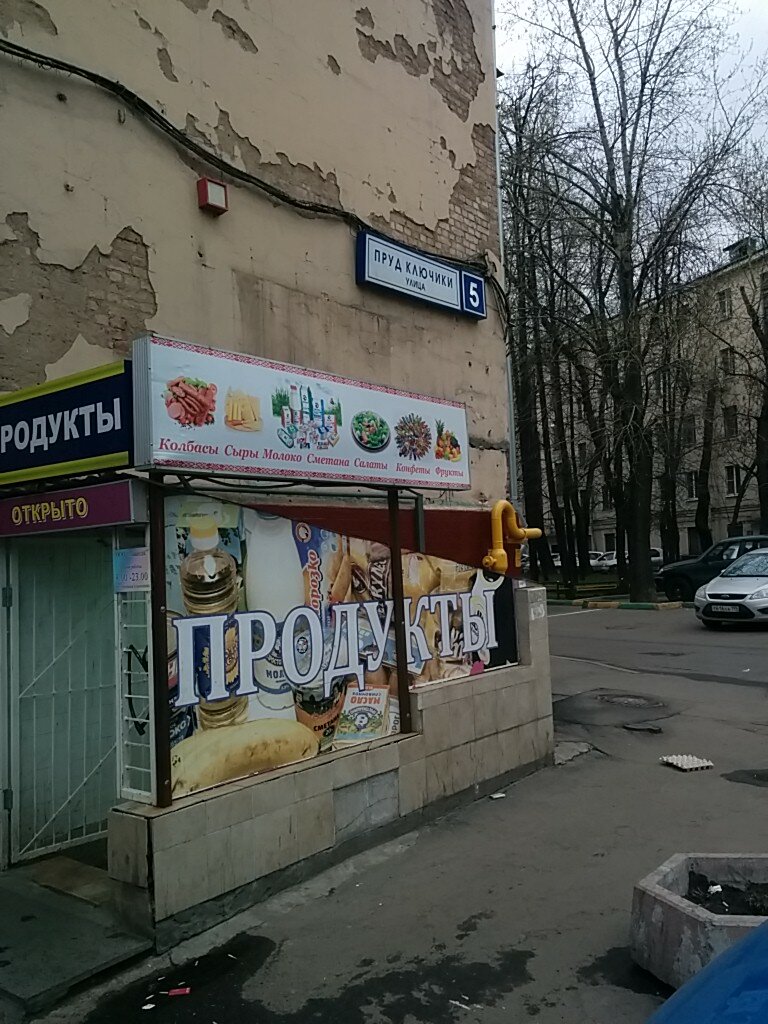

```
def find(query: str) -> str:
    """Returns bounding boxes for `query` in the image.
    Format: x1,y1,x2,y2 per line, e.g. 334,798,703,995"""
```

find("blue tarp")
648,921,768,1023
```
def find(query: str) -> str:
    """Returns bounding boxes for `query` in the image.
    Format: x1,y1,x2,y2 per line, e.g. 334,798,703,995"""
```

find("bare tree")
500,0,765,598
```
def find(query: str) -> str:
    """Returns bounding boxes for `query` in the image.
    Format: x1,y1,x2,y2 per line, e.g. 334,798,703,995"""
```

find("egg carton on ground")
660,754,714,772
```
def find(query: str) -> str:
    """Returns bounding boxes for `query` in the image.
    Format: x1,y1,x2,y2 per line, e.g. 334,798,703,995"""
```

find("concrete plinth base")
630,853,768,989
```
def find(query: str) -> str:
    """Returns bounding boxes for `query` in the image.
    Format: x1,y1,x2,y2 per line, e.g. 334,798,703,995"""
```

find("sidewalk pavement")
33,655,768,1024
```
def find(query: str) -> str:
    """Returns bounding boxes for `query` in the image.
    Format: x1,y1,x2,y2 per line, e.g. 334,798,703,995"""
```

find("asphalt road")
548,605,768,688
37,606,768,1024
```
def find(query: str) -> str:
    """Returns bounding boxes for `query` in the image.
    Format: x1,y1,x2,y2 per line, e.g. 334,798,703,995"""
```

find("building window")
717,287,733,319
720,347,736,375
684,470,697,501
723,405,738,438
601,484,611,510
604,532,616,552
575,395,584,420
726,464,741,497
578,441,587,467
681,415,696,447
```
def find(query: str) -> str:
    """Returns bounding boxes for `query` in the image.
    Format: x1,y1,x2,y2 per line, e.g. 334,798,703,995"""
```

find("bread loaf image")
171,718,320,795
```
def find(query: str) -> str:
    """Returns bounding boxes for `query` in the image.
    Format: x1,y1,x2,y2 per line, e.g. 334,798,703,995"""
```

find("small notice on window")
113,547,150,592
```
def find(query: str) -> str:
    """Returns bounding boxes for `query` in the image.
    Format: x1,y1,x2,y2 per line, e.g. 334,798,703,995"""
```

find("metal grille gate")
10,533,118,861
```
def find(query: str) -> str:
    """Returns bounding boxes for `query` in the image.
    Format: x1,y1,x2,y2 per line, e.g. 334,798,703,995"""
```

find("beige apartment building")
588,241,768,558
0,1,553,994
535,239,768,562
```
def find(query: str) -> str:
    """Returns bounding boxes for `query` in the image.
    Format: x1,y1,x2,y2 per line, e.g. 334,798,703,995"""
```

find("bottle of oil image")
179,515,248,729
242,510,305,719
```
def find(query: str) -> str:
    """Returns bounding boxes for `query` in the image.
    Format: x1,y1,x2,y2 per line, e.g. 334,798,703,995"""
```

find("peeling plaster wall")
0,0,507,502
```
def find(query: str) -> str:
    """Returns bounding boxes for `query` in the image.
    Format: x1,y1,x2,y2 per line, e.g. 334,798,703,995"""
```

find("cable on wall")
0,37,493,278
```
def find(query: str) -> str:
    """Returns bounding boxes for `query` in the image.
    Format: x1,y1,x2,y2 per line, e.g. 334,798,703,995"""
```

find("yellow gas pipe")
482,500,542,574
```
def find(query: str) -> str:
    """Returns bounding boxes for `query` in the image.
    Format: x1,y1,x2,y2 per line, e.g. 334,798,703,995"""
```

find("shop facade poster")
134,334,470,489
165,496,517,797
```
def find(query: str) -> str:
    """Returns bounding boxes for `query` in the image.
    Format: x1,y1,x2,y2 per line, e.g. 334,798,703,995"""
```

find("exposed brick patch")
0,0,57,36
356,30,430,77
178,0,210,11
327,55,341,75
355,0,483,121
212,10,258,53
193,109,342,209
371,122,498,260
0,214,157,389
429,0,484,121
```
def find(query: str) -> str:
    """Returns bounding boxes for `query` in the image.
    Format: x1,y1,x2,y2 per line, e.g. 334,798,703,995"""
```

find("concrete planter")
630,853,768,989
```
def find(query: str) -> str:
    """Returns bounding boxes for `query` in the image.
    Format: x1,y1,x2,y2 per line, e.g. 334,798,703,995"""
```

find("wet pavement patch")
722,768,768,788
456,911,494,940
554,689,676,727
82,937,535,1024
576,947,671,998
82,933,277,1022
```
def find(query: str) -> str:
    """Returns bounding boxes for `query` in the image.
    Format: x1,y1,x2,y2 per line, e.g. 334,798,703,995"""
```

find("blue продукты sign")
356,231,487,319
0,362,133,485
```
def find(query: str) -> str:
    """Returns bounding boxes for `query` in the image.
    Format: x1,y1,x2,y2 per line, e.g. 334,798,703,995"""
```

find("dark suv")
657,536,768,601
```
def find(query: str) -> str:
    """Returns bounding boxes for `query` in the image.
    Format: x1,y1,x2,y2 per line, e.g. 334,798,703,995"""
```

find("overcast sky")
495,0,768,74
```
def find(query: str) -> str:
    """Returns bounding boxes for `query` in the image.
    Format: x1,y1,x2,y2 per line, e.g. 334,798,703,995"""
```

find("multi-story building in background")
536,239,768,563
590,240,768,557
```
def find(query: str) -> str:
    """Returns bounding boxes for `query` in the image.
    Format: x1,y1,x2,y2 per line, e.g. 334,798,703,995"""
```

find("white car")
595,548,663,573
595,550,618,572
694,549,768,628
550,551,600,568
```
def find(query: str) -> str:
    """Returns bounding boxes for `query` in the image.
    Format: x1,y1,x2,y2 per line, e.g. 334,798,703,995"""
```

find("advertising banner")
165,495,517,797
0,362,133,485
133,334,470,489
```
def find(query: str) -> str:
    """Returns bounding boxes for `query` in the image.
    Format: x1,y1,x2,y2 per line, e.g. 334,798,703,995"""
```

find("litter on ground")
660,754,714,772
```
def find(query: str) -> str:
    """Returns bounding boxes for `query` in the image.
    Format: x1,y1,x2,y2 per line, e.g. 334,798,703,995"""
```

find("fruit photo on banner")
163,496,518,797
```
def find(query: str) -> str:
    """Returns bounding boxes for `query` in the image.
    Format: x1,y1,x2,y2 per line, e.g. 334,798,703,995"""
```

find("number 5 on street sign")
461,271,487,319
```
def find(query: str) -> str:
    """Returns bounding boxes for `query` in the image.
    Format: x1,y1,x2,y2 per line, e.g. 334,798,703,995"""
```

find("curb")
548,599,683,611
585,600,683,611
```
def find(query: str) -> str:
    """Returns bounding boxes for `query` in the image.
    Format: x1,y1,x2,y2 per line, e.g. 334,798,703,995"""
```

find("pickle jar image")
179,515,247,729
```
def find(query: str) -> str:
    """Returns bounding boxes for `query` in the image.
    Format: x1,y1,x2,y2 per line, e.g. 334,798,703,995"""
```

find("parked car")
594,548,663,573
693,548,768,628
550,551,602,569
656,535,768,602
594,550,617,572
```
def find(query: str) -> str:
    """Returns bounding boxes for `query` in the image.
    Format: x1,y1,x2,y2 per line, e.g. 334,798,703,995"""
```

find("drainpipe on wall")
491,3,518,501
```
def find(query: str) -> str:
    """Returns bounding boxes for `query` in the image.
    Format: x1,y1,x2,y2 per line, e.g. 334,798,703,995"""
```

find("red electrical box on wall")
196,177,228,215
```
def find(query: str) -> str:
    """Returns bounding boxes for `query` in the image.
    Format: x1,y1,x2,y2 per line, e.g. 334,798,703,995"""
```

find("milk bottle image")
242,510,305,719
179,516,248,729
